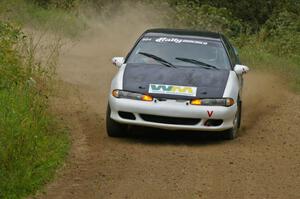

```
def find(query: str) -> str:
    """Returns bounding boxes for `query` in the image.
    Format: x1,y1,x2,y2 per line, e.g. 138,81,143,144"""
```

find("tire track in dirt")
33,4,300,199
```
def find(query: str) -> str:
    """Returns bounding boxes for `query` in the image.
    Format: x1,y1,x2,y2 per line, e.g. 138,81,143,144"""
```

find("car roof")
144,28,222,40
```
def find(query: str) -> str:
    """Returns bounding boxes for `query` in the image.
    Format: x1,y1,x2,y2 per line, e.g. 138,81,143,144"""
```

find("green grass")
0,86,69,199
0,22,69,199
240,46,300,92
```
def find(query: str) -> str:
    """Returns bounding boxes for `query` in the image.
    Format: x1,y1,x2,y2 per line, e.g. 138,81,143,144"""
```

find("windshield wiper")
139,52,176,68
175,57,219,70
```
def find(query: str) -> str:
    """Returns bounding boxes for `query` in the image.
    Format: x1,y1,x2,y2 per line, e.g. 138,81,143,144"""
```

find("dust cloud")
58,2,168,113
242,72,289,132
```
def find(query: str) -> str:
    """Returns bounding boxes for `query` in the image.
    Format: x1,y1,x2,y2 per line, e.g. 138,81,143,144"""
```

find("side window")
222,36,237,67
233,47,241,64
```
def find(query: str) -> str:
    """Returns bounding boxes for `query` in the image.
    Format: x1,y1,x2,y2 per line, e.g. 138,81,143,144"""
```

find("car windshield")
126,36,231,70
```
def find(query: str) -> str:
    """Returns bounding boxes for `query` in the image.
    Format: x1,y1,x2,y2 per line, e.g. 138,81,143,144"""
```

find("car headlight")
112,90,153,101
190,98,234,107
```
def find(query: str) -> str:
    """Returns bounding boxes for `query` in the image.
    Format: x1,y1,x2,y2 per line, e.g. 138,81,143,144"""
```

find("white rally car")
107,29,249,139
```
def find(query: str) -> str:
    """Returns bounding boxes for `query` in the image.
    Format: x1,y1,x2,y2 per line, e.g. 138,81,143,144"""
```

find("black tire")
106,105,128,137
237,100,242,128
225,99,241,140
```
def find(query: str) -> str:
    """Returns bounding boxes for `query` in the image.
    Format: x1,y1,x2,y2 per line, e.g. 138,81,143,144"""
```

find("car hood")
122,63,230,99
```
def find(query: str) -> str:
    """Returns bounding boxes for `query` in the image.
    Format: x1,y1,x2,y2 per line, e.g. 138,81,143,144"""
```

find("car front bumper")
108,96,237,131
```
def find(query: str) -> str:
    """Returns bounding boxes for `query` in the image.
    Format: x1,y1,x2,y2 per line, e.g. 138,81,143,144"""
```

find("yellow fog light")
141,95,153,101
190,99,202,105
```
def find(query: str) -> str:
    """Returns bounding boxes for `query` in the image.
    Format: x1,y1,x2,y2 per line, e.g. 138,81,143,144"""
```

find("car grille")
140,114,200,125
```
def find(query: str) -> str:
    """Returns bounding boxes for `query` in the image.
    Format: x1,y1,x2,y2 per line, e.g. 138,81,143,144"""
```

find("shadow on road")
122,126,229,146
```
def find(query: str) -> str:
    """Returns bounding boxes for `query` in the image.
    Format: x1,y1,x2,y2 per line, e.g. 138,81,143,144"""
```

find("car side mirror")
234,64,249,75
112,57,125,67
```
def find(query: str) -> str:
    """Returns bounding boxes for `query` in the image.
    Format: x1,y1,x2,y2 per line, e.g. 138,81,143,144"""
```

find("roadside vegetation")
0,0,299,198
0,0,86,37
0,9,69,199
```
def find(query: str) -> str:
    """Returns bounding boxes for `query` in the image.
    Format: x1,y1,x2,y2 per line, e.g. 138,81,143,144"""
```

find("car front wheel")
225,100,241,140
106,105,128,137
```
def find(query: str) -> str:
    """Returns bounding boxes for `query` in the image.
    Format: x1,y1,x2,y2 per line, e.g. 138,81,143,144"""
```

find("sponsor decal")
207,111,214,117
149,84,197,97
142,37,152,42
155,37,208,45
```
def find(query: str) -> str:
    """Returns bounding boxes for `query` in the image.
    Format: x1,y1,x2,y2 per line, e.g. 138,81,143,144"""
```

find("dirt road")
35,7,300,199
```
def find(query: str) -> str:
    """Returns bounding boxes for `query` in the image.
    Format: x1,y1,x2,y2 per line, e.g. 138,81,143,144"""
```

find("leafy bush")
170,3,243,37
166,0,278,32
261,10,300,57
0,22,69,199
29,0,79,9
